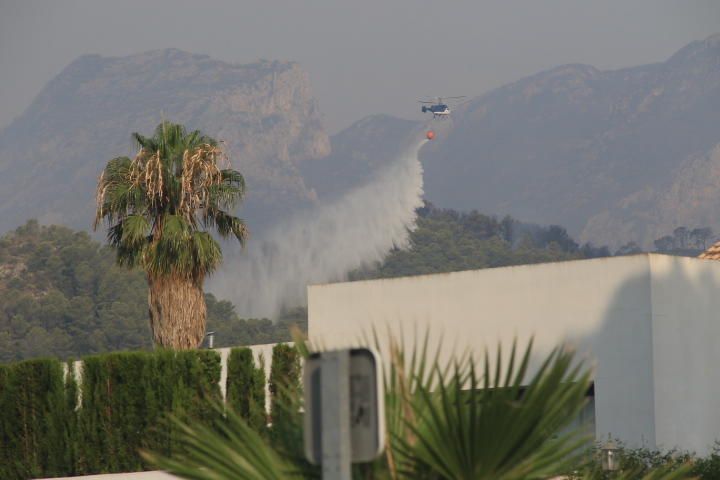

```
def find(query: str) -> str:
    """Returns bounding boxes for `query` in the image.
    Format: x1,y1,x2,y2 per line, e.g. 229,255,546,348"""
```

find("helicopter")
419,96,466,119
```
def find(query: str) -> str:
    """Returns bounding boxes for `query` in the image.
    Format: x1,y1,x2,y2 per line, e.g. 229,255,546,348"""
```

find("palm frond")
94,156,137,227
203,209,248,244
207,182,245,210
107,221,146,268
363,327,465,479
146,226,222,279
120,215,151,248
132,132,156,151
189,230,223,277
143,406,302,480
221,169,246,188
394,340,593,480
144,215,191,276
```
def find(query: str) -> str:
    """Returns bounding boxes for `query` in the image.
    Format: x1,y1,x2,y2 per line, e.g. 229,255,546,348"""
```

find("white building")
308,254,720,455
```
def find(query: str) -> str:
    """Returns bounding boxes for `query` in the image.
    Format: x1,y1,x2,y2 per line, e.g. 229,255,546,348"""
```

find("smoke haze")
208,137,428,318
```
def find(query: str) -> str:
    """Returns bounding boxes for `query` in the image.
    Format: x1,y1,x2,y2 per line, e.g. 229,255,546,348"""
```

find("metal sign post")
304,348,385,480
320,350,352,480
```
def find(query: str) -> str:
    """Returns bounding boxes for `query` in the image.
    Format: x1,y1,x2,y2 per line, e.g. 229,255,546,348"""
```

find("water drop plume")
209,138,428,318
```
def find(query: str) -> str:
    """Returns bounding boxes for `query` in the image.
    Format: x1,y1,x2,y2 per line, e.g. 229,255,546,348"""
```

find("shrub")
693,444,720,479
268,344,301,448
269,344,300,419
581,442,720,479
226,347,266,431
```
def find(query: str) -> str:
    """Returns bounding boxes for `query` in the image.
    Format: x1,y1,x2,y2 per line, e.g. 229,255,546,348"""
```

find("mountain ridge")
2,35,720,248
0,48,330,233
416,32,720,247
316,33,720,248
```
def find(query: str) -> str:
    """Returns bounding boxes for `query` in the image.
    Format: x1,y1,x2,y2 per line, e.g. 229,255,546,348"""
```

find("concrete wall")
217,343,278,412
649,255,720,453
307,254,720,454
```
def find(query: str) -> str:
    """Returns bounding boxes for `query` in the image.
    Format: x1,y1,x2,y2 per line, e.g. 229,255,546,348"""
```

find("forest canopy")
0,220,302,362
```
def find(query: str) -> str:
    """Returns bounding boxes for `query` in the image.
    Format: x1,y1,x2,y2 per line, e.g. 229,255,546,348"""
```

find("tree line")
0,209,714,362
0,220,302,363
350,202,610,280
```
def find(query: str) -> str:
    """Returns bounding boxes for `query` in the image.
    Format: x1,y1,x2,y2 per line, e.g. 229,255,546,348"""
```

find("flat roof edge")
309,253,710,289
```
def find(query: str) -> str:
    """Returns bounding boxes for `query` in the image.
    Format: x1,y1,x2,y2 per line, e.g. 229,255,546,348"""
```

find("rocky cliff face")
0,49,329,233
581,143,720,246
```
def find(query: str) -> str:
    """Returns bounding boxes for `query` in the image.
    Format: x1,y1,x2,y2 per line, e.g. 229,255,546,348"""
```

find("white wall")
217,343,278,412
307,254,720,454
649,255,720,454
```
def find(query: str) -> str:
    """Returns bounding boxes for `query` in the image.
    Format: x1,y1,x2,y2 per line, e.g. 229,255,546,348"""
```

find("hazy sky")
1,0,718,133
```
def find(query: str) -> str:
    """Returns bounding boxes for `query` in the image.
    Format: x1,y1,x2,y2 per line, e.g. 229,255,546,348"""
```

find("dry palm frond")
94,156,135,228
179,144,226,218
127,148,165,208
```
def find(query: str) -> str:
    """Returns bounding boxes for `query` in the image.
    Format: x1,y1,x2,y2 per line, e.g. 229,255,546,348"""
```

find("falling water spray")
209,138,428,318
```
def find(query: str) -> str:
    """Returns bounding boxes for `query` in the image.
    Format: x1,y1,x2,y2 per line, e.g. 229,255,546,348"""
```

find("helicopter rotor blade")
439,96,465,102
418,96,469,105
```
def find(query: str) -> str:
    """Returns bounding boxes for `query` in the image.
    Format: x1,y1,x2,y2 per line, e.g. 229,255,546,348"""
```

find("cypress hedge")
269,344,301,418
0,358,75,479
226,347,266,431
75,349,222,474
268,343,301,445
0,346,302,479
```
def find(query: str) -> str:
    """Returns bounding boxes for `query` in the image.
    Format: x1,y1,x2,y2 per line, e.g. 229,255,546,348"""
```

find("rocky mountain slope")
418,34,720,248
0,49,329,234
3,35,720,249
581,144,720,246
319,34,720,248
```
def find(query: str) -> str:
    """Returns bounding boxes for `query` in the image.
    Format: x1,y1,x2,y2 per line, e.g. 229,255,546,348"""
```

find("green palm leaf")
392,340,591,480
143,407,302,480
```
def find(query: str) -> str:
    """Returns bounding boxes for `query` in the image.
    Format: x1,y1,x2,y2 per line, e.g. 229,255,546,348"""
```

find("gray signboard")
303,347,385,478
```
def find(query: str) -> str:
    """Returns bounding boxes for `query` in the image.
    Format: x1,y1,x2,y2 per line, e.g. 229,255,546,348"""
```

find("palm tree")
94,121,247,349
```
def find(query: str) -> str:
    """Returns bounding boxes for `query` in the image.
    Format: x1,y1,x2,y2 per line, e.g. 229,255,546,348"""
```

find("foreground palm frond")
366,327,462,479
142,406,301,480
389,339,592,480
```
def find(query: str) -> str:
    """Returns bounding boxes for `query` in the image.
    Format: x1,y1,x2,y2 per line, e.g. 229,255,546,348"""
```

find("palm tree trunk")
147,274,207,349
